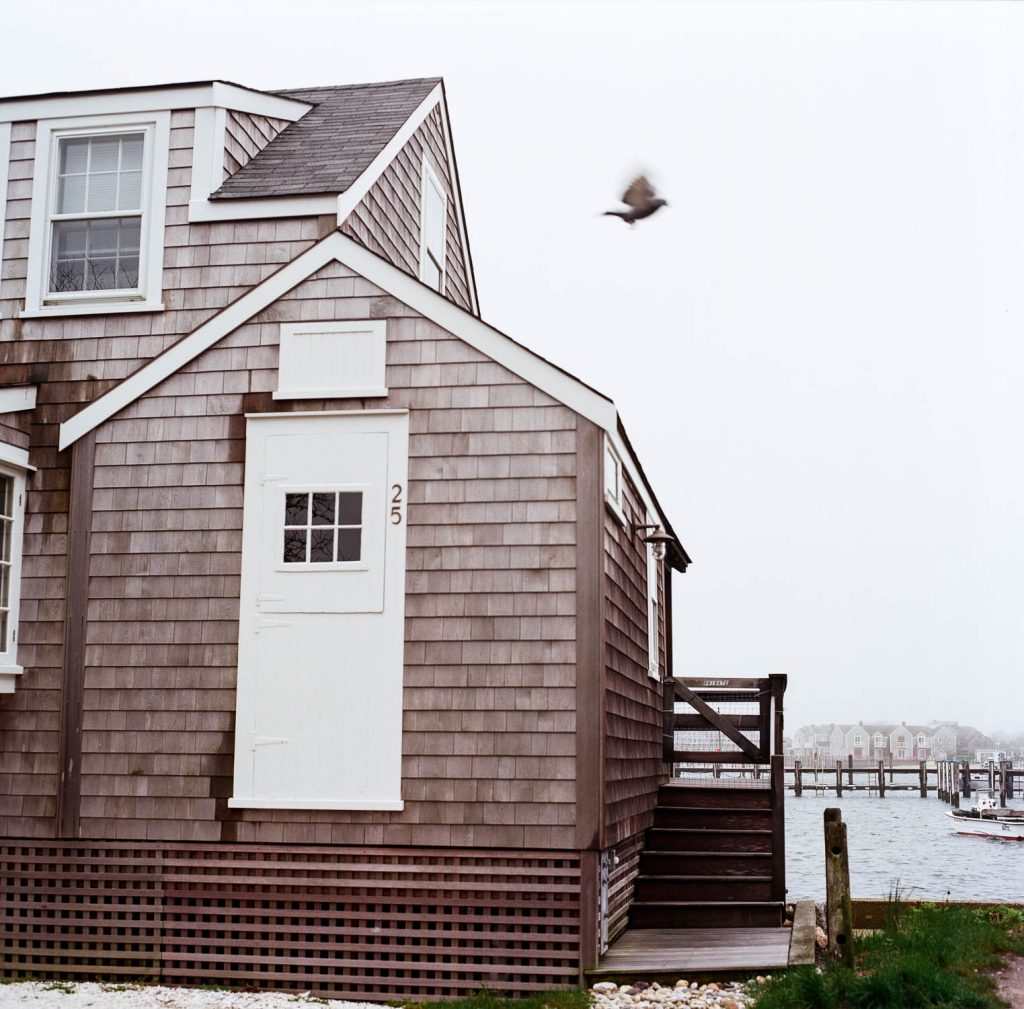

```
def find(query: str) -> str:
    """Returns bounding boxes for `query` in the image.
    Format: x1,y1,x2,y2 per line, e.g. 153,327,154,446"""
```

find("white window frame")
419,156,446,292
0,445,31,693
274,320,388,400
646,539,660,680
22,111,170,318
604,436,625,524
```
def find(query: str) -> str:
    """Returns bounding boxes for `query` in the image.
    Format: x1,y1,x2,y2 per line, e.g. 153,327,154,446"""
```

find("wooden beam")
674,714,762,730
56,430,96,840
575,418,605,853
675,683,761,760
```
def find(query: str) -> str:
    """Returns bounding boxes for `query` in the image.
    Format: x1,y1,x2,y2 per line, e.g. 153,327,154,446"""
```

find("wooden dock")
590,926,792,979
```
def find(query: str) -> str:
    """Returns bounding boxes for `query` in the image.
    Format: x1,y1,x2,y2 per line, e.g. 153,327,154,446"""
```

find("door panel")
230,411,409,810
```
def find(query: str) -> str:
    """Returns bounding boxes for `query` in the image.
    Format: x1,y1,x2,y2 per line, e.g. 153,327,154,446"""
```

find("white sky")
4,0,1022,735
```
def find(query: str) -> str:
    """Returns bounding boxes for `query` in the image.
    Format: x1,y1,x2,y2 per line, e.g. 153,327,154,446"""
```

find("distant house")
890,723,915,760
0,76,691,996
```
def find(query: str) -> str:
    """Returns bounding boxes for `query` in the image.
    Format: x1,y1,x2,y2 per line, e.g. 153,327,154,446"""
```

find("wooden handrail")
663,674,787,766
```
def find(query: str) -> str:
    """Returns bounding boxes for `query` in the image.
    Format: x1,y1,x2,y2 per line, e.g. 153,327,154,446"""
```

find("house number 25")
391,484,404,524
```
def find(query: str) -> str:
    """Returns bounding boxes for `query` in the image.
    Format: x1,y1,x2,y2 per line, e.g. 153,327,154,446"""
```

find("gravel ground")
0,978,771,1009
590,977,767,1009
0,982,380,1009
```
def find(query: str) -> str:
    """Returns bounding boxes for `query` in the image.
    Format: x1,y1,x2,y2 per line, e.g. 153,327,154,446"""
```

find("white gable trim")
0,123,9,284
56,231,672,534
335,84,442,224
0,386,37,413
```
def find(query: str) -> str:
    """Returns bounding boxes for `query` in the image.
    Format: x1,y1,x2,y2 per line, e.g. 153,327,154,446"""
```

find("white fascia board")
0,442,34,471
0,82,311,124
55,230,673,532
189,194,337,222
436,91,480,316
0,123,9,282
209,82,311,121
0,386,37,413
335,84,442,224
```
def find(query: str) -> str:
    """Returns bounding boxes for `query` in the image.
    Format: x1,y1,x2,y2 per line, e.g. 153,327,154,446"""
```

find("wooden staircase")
623,674,789,931
628,780,785,928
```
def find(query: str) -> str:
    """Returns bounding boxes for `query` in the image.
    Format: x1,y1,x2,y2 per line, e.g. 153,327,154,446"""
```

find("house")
0,77,700,996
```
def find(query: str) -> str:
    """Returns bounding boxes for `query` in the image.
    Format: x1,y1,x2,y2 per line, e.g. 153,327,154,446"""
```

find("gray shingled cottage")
0,77,786,998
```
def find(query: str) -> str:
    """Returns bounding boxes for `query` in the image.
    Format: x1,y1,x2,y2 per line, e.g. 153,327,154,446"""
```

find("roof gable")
212,79,441,200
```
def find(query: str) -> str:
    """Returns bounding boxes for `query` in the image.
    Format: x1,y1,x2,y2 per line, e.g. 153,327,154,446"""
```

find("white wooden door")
230,411,409,810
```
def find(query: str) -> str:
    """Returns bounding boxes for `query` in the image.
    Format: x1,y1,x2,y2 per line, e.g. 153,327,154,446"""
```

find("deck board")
592,927,792,976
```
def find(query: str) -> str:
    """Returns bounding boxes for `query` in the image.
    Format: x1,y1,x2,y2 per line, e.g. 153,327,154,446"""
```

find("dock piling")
877,760,885,798
835,760,843,798
919,760,927,798
794,759,803,797
824,807,854,967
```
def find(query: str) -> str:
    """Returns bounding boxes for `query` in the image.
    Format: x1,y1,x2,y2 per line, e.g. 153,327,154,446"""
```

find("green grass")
752,904,1024,1009
397,988,591,1009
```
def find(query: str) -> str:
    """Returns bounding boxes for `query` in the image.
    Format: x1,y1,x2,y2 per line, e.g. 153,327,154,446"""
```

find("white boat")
947,790,1024,841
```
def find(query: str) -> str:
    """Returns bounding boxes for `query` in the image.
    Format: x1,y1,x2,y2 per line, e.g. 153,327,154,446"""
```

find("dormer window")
23,112,170,317
49,132,144,294
419,158,446,292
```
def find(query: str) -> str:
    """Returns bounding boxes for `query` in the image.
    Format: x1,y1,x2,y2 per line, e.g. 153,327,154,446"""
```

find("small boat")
947,790,1024,841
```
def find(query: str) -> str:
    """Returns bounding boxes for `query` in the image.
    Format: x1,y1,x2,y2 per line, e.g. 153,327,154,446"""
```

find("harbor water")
784,789,1024,903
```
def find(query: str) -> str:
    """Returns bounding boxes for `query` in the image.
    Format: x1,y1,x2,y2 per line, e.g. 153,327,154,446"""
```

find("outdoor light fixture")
631,523,674,561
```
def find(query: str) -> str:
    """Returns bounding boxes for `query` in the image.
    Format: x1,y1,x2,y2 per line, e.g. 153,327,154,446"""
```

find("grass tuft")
752,904,1024,1009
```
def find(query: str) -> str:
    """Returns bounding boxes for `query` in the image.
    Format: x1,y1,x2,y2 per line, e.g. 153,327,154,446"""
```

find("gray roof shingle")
210,77,441,200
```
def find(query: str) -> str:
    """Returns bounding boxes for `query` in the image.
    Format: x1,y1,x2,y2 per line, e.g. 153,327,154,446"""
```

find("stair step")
629,900,786,929
658,785,772,810
646,827,773,853
653,805,773,830
632,874,773,902
640,851,774,876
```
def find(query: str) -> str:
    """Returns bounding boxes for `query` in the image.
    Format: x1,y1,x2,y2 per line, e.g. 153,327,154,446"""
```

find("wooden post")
961,761,971,798
847,754,854,785
989,759,996,792
795,759,803,797
889,759,894,784
770,754,786,901
877,760,885,798
1000,762,1009,807
824,808,854,966
919,760,927,798
836,760,843,798
1008,766,1016,801
951,769,960,808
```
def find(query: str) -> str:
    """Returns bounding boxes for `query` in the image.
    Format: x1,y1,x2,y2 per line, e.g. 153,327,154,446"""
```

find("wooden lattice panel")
0,841,582,998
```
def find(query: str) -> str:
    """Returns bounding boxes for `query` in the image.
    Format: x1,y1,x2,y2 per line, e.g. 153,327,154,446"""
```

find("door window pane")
281,489,363,565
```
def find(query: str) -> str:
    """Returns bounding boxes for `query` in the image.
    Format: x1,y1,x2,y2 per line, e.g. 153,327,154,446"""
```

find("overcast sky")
4,0,1022,735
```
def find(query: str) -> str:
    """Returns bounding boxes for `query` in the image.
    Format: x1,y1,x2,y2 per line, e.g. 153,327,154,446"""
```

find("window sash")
0,466,25,667
42,124,153,303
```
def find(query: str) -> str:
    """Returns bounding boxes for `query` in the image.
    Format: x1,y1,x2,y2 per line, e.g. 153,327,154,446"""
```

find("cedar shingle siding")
0,78,681,988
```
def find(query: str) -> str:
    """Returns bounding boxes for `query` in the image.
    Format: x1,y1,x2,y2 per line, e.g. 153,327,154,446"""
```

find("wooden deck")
590,926,793,979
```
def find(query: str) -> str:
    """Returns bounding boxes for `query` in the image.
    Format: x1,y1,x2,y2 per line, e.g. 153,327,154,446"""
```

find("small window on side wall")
604,438,624,522
419,158,446,292
0,460,28,693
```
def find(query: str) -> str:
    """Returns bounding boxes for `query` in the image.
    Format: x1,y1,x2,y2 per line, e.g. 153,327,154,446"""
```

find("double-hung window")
24,112,170,316
49,131,144,295
419,158,446,292
0,456,28,693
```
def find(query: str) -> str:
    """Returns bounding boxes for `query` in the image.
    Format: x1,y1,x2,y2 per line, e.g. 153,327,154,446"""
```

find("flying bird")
603,175,668,225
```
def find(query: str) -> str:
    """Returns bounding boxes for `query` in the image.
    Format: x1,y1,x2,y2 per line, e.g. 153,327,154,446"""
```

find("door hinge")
252,736,289,748
256,618,292,633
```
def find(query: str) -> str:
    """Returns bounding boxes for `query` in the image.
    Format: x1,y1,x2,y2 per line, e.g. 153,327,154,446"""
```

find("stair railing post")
770,753,786,902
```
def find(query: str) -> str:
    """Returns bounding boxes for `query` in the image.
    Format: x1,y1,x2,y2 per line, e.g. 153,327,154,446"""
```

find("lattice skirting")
606,833,644,947
0,839,584,998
